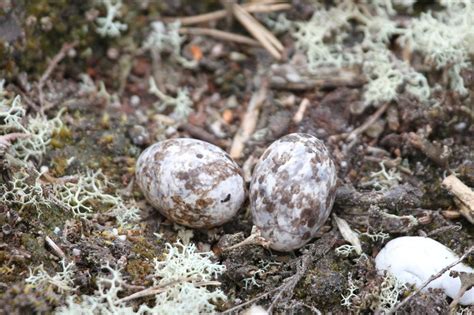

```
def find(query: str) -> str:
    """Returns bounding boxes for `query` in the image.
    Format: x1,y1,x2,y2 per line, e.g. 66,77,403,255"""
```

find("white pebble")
130,95,140,107
375,236,474,305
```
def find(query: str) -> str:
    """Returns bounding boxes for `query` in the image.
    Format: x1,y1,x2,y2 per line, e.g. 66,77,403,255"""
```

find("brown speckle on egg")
250,133,337,251
136,138,246,228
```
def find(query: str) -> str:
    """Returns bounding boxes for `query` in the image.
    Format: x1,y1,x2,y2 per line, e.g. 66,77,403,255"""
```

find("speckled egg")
250,133,337,251
136,138,246,228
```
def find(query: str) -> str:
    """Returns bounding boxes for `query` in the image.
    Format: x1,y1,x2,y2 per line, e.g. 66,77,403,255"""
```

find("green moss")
51,156,68,176
126,259,153,284
20,233,49,261
294,255,350,312
51,126,73,149
131,236,161,260
0,1,98,78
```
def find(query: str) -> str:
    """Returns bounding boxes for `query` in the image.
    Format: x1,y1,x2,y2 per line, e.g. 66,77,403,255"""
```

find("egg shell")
375,236,474,305
136,138,246,228
250,133,337,251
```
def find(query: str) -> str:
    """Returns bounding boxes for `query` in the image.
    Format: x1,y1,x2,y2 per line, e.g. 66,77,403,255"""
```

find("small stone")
128,125,150,146
375,236,474,305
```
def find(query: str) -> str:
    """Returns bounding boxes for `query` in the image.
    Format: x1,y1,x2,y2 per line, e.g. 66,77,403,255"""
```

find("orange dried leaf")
190,44,203,61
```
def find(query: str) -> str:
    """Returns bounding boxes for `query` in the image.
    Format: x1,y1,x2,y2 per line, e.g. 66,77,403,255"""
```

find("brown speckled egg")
250,133,337,251
136,138,246,228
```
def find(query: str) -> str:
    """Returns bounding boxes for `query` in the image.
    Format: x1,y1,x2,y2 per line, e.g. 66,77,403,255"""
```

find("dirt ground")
0,1,473,314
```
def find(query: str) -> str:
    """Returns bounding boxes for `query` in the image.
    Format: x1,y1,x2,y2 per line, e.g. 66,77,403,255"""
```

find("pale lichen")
292,0,472,105
94,0,128,38
57,242,227,315
26,259,76,294
148,77,193,123
143,21,196,68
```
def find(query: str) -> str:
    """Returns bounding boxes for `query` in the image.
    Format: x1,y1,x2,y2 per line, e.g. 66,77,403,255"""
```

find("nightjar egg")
136,138,246,228
250,133,337,251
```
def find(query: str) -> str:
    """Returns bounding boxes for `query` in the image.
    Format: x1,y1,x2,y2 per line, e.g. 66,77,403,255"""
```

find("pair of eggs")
135,133,337,251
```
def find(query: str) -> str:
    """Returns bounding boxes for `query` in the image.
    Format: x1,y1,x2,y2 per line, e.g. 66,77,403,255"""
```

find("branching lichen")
94,0,128,38
292,0,473,105
377,273,407,313
148,77,193,123
143,21,196,68
57,263,135,315
367,161,402,191
26,259,76,294
0,170,50,212
341,272,407,312
0,87,140,225
52,169,120,218
57,242,226,315
0,94,63,164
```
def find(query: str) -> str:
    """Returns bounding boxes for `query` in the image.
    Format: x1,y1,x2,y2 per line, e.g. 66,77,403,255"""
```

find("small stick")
266,237,336,313
344,102,389,153
45,235,66,260
442,174,474,224
116,278,221,304
232,3,283,59
222,286,281,314
347,102,389,142
234,3,283,51
179,123,228,149
40,172,79,185
165,2,291,26
407,132,449,168
292,98,310,124
270,69,367,91
229,81,268,159
179,27,261,46
223,227,270,252
37,41,77,110
389,245,474,314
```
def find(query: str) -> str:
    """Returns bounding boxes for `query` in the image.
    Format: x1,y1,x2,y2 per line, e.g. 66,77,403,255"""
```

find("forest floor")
0,1,473,314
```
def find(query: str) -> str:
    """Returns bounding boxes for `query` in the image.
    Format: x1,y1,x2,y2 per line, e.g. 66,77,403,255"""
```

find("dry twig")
223,227,270,252
344,102,389,153
45,235,66,260
350,103,389,139
449,271,474,312
165,2,291,26
229,81,268,159
179,123,228,149
179,27,261,46
266,236,336,313
116,278,221,304
407,132,449,168
232,3,283,59
442,174,474,224
292,98,310,124
37,41,77,111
